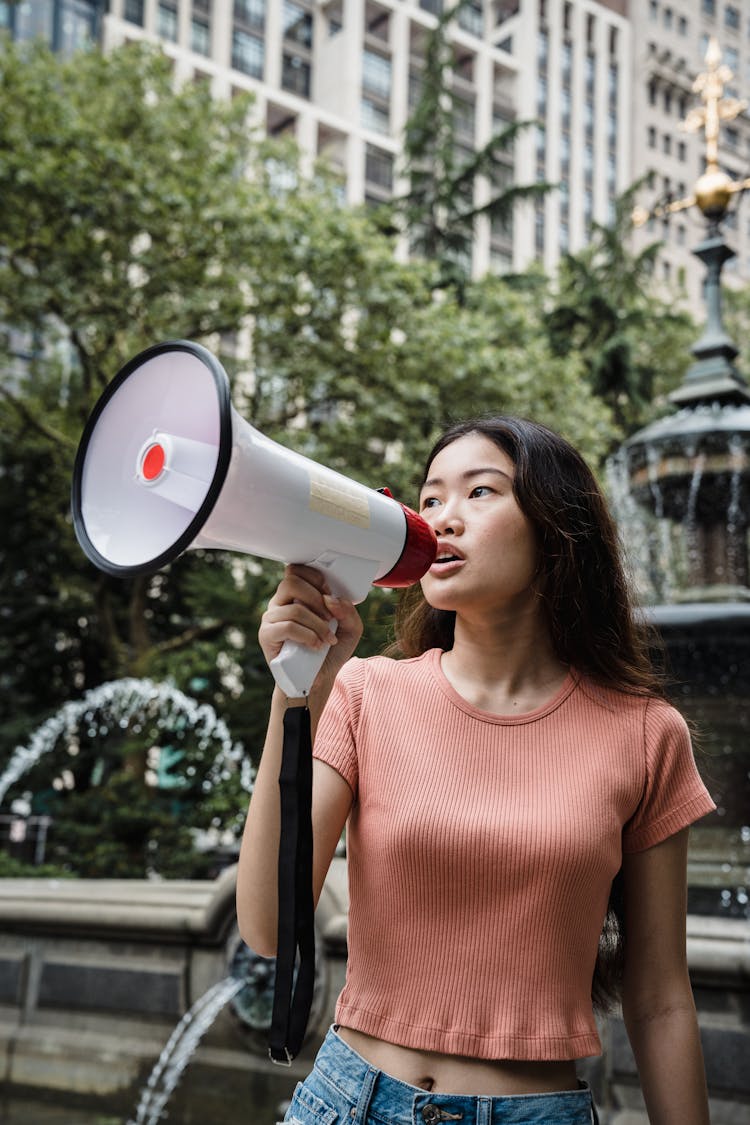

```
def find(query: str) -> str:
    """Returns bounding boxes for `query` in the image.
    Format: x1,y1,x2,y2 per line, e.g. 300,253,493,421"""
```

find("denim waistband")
305,1027,597,1125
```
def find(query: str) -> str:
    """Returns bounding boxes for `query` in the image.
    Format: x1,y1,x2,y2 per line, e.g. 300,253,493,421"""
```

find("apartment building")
629,0,750,313
4,0,750,312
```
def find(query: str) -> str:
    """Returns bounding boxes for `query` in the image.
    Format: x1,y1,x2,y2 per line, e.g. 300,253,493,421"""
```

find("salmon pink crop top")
312,650,715,1061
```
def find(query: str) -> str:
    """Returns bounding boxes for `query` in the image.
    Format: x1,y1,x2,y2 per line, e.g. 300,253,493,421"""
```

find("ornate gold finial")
682,37,748,217
632,37,750,227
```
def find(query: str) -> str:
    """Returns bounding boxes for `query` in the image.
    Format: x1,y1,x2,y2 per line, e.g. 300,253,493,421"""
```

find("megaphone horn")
71,340,437,697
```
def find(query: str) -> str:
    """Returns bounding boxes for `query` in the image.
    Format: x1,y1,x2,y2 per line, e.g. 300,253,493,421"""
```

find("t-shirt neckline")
426,648,579,725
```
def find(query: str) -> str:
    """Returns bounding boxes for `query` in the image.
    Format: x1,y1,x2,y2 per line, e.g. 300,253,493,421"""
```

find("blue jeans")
283,1027,599,1125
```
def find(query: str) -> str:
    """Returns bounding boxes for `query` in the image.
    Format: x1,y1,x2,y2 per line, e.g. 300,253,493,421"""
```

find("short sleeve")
622,698,716,853
312,658,366,797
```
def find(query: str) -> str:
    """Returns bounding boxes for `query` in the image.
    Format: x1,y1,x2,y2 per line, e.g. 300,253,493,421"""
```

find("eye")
420,496,440,510
469,485,494,498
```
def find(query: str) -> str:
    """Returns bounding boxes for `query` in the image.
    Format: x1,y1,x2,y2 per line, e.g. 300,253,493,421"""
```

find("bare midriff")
337,1026,579,1096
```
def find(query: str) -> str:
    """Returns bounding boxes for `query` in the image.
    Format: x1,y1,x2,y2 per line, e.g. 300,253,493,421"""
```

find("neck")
442,604,568,712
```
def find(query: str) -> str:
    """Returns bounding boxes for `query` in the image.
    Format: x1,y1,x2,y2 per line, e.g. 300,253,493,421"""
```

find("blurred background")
0,2,748,1123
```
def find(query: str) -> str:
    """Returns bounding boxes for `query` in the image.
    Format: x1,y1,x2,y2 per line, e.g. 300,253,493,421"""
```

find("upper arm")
312,758,354,908
621,827,692,1020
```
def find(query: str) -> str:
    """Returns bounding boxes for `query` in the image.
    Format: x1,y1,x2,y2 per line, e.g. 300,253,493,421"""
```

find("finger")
272,571,332,615
262,602,338,647
261,618,335,653
284,563,331,593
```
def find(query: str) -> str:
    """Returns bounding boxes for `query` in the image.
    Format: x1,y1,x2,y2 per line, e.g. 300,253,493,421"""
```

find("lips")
429,547,465,575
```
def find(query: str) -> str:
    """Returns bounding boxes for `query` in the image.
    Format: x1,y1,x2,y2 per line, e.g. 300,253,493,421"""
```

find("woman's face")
418,433,540,617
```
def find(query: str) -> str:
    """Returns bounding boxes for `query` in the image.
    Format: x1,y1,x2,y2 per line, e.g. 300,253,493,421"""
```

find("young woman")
237,416,715,1125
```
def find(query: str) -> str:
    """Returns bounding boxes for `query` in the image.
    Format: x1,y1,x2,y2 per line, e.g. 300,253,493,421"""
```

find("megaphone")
71,340,437,696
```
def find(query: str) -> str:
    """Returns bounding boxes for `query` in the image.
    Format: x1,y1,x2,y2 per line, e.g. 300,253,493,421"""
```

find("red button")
141,443,165,481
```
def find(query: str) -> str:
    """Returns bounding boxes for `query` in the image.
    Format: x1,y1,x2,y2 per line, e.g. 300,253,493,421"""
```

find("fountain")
612,39,750,928
0,678,254,809
592,39,750,1124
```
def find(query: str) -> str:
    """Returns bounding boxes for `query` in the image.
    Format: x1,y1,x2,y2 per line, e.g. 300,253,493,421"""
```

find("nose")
429,503,464,538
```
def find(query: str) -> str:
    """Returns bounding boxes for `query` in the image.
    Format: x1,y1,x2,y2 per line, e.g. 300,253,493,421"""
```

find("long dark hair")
390,416,665,1010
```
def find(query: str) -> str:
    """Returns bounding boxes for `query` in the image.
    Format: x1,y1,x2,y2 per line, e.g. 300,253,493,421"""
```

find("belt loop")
478,1096,492,1125
352,1064,378,1124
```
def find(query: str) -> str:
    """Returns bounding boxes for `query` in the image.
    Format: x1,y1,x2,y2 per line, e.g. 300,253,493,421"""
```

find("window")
158,1,177,40
283,1,313,48
458,1,483,37
678,140,687,160
586,13,595,45
124,0,144,25
562,41,572,84
191,18,210,55
538,29,548,69
663,133,672,154
282,53,311,97
536,75,547,116
561,88,571,129
361,97,389,134
232,29,263,77
649,0,658,20
607,110,617,145
454,98,475,139
725,5,740,31
365,144,394,191
678,15,688,34
535,205,545,255
702,0,715,16
234,0,265,30
648,126,657,147
663,7,673,28
608,63,618,104
362,50,391,101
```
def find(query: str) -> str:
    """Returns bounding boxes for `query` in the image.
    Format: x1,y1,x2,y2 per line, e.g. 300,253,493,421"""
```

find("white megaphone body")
71,341,437,697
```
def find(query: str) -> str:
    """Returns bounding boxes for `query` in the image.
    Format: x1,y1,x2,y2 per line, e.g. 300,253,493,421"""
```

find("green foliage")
392,0,549,294
0,38,661,879
544,184,695,436
722,282,750,379
0,851,71,878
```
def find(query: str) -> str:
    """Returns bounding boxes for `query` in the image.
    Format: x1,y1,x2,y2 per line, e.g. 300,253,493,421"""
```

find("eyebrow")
421,467,513,490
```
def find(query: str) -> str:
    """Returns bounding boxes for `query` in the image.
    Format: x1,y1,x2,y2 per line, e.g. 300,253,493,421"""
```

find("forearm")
625,1000,710,1125
236,682,333,956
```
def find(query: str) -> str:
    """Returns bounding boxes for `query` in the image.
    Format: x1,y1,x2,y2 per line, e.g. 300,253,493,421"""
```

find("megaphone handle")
269,619,339,698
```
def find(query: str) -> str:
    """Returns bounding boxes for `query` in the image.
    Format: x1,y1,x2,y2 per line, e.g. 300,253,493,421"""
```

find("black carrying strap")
268,704,316,1065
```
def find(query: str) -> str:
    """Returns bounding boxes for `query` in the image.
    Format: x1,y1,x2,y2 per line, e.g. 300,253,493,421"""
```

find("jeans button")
421,1108,463,1124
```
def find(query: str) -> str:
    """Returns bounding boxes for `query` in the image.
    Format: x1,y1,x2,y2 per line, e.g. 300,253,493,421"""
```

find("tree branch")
150,619,229,659
0,384,77,449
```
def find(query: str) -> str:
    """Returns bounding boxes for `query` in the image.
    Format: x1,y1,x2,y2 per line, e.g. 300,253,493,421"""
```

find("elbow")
236,903,277,960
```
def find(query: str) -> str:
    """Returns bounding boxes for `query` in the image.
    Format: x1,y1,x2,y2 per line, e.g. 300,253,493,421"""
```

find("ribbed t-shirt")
312,649,716,1061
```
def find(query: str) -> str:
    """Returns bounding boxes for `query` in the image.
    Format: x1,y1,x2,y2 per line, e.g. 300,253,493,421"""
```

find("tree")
392,0,549,294
0,38,614,876
544,184,696,436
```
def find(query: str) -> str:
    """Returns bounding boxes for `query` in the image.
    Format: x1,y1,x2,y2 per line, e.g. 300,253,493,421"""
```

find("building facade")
4,0,750,313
